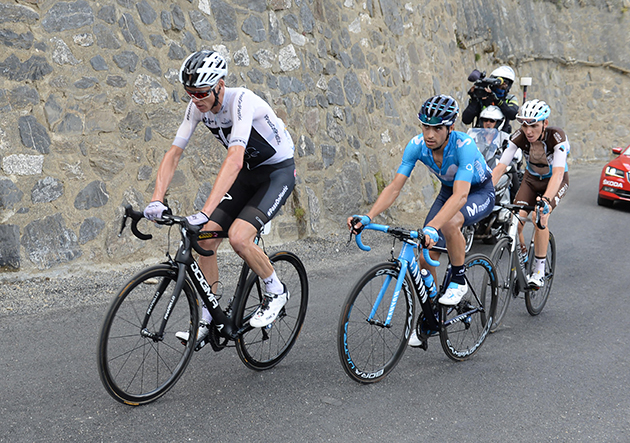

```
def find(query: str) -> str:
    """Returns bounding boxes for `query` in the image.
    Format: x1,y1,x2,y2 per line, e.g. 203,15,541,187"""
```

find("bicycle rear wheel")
440,254,497,362
97,265,198,405
337,262,415,383
489,237,515,332
525,231,556,315
235,252,308,370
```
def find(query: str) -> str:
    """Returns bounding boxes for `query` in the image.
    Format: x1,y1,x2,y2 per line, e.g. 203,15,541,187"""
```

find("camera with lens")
467,69,502,99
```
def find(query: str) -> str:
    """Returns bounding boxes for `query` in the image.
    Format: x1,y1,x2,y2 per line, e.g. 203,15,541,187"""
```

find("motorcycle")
462,128,523,250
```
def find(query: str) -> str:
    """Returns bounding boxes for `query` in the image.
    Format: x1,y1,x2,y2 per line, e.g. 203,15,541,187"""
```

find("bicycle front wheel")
489,237,515,331
97,265,198,405
235,251,308,370
440,254,497,362
337,262,415,384
525,231,556,315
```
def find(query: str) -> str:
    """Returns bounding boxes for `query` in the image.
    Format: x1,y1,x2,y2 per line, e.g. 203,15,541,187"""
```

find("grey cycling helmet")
418,95,459,126
179,50,227,89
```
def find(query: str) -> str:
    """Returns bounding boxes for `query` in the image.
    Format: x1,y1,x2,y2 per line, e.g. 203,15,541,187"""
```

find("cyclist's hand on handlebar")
348,215,370,235
144,201,168,221
422,226,439,249
537,197,551,215
186,211,210,226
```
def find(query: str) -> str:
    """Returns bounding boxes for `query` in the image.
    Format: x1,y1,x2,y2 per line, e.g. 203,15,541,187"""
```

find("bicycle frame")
120,205,258,343
503,211,531,291
355,224,491,335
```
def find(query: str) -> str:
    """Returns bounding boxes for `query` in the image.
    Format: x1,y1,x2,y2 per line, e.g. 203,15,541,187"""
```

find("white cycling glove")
144,201,167,221
186,212,210,226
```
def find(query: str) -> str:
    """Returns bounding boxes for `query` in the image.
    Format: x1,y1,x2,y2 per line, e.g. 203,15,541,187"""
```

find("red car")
598,144,630,207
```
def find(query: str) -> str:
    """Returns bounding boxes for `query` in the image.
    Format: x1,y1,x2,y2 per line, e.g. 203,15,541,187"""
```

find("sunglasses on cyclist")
516,117,539,125
418,114,445,125
480,118,499,123
185,87,214,100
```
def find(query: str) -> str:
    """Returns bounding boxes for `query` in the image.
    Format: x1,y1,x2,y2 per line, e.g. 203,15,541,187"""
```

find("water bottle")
420,269,437,299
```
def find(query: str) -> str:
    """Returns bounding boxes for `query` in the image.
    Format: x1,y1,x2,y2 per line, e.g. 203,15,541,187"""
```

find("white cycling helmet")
179,50,227,89
516,99,550,124
490,66,515,83
479,105,504,121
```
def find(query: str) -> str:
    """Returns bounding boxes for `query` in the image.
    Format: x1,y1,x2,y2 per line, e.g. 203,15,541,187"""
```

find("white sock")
263,271,284,294
201,303,213,324
534,257,546,274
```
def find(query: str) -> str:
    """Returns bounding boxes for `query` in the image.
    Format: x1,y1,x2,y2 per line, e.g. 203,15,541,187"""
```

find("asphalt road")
1,162,629,442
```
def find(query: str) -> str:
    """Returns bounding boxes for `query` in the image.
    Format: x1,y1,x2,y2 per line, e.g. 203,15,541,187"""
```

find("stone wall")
1,0,628,274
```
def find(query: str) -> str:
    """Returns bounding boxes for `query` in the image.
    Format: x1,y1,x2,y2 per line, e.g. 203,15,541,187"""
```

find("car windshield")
623,146,630,156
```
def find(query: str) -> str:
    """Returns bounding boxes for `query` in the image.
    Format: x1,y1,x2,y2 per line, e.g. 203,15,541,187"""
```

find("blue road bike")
338,223,498,383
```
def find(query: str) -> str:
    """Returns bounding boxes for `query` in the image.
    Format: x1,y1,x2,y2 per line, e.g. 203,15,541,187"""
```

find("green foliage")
375,171,387,194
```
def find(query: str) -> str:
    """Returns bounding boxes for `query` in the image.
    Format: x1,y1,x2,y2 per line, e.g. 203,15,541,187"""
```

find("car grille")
616,189,630,199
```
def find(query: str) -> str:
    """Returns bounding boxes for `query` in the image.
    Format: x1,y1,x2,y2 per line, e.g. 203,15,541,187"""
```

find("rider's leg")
441,212,466,267
228,218,275,287
197,220,224,324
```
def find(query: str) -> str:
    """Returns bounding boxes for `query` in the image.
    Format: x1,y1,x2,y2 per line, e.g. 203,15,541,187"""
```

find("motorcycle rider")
462,66,519,133
491,99,569,288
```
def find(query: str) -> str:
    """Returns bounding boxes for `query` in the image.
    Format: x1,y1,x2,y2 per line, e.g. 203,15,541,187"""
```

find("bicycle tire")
235,252,308,370
97,265,198,405
337,262,415,383
489,237,515,332
440,253,497,362
525,231,556,315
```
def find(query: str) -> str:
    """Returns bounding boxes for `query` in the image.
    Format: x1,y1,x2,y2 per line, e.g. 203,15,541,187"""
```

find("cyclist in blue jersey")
348,95,495,344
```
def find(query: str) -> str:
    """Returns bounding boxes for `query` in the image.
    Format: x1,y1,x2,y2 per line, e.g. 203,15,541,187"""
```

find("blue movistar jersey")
397,131,492,187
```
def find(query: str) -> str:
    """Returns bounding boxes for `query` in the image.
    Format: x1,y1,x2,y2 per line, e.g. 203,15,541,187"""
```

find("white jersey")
173,87,295,169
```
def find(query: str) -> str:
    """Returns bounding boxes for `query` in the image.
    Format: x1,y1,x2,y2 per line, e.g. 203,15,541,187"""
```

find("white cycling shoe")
176,320,211,344
250,285,289,328
408,330,424,347
527,270,545,289
438,281,468,306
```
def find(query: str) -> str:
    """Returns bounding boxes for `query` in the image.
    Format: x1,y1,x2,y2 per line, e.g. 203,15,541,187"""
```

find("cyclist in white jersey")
143,51,296,342
491,99,569,288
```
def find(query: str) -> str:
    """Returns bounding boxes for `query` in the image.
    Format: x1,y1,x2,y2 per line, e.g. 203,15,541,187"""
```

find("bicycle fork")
140,263,188,342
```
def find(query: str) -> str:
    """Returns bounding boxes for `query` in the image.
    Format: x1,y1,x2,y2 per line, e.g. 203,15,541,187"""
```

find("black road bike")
97,206,308,405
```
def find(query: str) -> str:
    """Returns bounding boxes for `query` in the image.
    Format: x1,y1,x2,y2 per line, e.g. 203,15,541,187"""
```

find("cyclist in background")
348,95,495,346
491,99,569,288
462,66,519,133
143,50,296,343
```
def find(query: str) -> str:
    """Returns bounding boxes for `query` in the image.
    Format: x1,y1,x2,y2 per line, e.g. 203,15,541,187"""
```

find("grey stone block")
31,177,64,204
42,0,94,32
136,0,157,25
74,181,109,210
21,213,82,269
90,54,109,71
18,115,51,154
0,224,20,270
118,13,147,50
79,217,106,244
0,179,24,210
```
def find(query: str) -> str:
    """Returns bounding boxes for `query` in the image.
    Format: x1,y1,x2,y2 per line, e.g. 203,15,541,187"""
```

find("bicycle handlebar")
354,223,440,268
499,202,547,230
119,205,227,257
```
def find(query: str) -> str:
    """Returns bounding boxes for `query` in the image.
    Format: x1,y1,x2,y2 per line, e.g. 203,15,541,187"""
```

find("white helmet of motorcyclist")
479,105,505,131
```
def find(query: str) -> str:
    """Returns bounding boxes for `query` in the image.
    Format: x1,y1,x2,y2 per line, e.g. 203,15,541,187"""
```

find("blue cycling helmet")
516,99,550,125
418,95,459,126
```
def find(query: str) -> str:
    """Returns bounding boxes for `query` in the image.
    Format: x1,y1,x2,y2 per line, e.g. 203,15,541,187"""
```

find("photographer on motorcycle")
462,66,519,133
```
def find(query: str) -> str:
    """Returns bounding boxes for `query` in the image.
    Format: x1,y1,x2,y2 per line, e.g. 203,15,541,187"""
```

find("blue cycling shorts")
424,179,495,249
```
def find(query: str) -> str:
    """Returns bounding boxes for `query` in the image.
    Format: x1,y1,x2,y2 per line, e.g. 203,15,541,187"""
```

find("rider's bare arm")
201,144,245,217
151,145,184,202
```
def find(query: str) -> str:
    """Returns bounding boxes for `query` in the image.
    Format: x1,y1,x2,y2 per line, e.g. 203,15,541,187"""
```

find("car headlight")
605,166,625,178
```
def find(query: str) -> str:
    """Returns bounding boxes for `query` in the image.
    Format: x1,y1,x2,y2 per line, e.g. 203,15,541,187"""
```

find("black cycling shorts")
209,159,295,232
